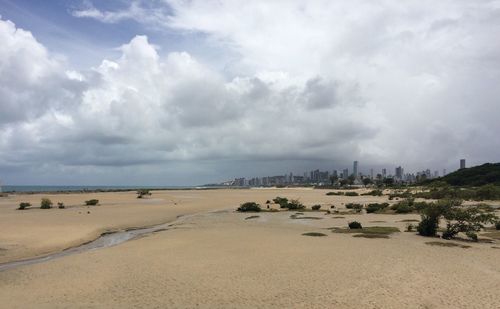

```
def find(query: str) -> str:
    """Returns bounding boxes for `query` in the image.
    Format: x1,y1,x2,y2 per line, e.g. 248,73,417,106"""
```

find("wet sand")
0,188,499,308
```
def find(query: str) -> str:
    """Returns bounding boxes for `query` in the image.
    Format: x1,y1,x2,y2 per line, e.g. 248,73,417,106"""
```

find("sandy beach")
0,188,499,308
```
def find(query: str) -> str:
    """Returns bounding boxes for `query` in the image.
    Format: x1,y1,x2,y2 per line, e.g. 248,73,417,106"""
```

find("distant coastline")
0,185,230,194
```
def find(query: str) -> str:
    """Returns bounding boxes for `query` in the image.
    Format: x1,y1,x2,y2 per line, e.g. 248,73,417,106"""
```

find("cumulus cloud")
0,17,372,184
1,0,500,184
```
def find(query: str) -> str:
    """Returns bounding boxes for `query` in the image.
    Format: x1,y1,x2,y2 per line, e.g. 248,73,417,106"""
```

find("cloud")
71,0,170,27
2,0,500,184
0,17,372,185
0,19,85,126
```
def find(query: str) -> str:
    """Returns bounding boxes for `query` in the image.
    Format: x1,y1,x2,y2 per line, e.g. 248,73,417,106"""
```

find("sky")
1,0,500,186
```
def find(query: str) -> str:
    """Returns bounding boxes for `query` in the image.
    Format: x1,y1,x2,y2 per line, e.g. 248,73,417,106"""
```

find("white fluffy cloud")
2,0,500,184
0,17,372,184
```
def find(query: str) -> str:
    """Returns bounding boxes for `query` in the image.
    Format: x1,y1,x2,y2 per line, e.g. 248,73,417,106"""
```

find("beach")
0,188,499,308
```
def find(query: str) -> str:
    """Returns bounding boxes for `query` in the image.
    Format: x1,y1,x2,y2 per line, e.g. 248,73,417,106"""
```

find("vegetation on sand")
137,189,152,198
40,198,53,209
18,202,31,210
85,199,99,206
237,202,261,212
348,221,362,229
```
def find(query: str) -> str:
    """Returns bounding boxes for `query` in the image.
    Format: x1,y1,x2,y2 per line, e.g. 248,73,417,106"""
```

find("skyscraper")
370,168,374,179
382,168,387,178
460,159,466,169
353,161,358,179
395,166,403,180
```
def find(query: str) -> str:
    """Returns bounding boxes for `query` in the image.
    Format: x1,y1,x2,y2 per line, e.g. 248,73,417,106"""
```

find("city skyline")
221,159,469,187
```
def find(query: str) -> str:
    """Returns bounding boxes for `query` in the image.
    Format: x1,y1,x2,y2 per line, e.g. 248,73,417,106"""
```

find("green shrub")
40,198,53,209
237,202,261,212
57,202,65,209
345,191,359,196
18,202,31,210
137,189,152,198
416,200,454,237
311,204,321,211
417,215,439,236
273,197,289,208
348,221,362,229
365,203,389,213
394,203,412,213
390,198,416,213
442,205,497,240
345,203,362,209
85,199,99,206
326,191,344,196
496,221,500,230
286,199,305,210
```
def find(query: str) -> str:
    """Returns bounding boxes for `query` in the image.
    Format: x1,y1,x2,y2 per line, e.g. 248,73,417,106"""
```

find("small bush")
273,197,289,208
326,191,344,196
390,198,415,213
40,198,53,209
345,191,359,196
237,202,261,212
18,202,31,210
345,203,363,212
57,202,65,209
348,221,362,229
286,199,305,210
496,221,500,230
311,204,321,211
266,200,271,204
85,199,99,206
417,215,439,236
137,189,152,198
365,203,389,213
405,223,415,232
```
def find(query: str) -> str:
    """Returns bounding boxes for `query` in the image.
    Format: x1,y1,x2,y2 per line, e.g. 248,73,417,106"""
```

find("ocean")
0,185,196,193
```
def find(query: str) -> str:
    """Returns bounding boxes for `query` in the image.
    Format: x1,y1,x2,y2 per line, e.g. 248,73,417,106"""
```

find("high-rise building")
342,168,349,179
370,168,374,179
443,169,446,176
395,166,403,180
460,159,466,169
353,161,358,179
382,168,387,178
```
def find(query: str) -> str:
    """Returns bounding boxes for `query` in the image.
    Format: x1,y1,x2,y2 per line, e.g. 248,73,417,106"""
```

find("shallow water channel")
0,219,182,272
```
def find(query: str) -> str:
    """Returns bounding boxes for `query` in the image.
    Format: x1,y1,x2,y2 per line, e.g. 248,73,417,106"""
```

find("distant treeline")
424,163,500,187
